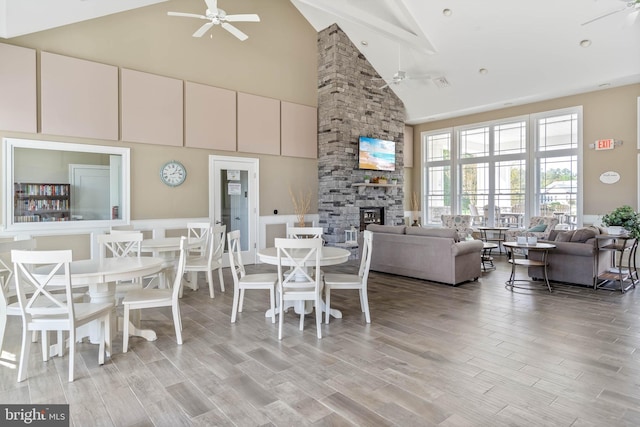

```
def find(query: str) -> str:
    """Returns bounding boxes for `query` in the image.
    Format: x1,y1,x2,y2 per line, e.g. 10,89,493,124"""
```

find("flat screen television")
358,136,396,171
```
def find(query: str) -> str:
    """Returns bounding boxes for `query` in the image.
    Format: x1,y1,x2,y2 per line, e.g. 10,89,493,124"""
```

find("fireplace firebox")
360,207,384,231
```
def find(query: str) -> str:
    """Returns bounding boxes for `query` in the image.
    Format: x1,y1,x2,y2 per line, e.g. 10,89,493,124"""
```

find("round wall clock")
160,160,187,187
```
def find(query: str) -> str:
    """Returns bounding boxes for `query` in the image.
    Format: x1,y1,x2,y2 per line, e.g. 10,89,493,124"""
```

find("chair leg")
123,304,130,353
269,287,275,324
217,268,225,293
207,270,214,299
57,331,64,357
0,310,6,354
278,294,284,340
17,326,31,382
325,287,331,324
68,328,75,382
315,298,322,339
361,289,371,323
231,286,240,323
41,331,49,362
238,289,246,312
98,320,105,366
105,313,111,358
172,303,183,345
299,310,304,331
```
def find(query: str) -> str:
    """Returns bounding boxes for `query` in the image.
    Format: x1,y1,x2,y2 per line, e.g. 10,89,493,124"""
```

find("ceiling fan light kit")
168,0,260,41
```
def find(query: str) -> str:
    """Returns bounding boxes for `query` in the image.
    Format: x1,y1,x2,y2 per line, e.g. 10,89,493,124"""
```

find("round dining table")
140,237,185,288
257,246,351,320
34,256,166,345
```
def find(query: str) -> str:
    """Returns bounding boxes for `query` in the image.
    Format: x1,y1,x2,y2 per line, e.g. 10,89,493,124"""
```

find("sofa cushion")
366,224,406,234
554,231,574,242
571,228,597,243
406,227,459,241
527,224,547,232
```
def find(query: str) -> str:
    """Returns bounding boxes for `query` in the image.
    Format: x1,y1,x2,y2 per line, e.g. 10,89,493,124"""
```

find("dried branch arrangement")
289,187,312,227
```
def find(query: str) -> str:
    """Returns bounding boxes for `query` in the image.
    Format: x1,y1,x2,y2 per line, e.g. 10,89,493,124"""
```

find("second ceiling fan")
168,0,260,41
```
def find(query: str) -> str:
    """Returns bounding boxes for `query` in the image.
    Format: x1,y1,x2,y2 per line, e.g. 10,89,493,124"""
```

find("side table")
477,226,510,254
503,241,556,292
595,234,637,294
482,242,498,271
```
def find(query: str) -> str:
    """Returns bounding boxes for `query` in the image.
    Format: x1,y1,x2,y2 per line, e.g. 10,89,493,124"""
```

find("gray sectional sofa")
362,224,484,286
528,226,613,287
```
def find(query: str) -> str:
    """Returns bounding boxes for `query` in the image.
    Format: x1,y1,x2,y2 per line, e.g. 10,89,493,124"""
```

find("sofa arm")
452,239,484,256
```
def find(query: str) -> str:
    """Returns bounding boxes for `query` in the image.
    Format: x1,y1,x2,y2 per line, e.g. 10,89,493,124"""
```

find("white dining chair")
323,230,373,324
185,224,226,298
228,230,277,323
12,249,112,383
97,232,144,301
122,236,192,352
1,239,39,356
286,226,324,241
275,237,323,340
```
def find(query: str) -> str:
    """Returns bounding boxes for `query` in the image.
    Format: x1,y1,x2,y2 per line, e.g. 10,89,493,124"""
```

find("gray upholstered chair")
441,215,475,240
504,216,559,242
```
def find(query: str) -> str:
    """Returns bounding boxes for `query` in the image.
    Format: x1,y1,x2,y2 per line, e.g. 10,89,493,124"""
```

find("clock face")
160,161,186,187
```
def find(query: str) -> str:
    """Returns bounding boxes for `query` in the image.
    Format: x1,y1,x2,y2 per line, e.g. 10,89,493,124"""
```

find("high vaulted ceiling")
1,0,639,124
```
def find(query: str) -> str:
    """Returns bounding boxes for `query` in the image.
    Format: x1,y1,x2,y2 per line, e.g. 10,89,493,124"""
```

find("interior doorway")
209,155,259,265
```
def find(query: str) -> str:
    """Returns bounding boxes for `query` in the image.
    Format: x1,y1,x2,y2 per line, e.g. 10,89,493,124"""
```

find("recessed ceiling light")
580,39,592,48
361,40,368,46
479,68,488,75
443,9,452,16
599,83,611,88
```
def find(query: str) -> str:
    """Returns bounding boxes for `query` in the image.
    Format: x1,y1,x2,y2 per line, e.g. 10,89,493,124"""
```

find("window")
421,107,582,228
3,138,130,232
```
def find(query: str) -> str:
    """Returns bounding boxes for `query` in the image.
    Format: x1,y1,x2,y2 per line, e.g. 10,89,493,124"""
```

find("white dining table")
140,237,184,257
257,246,351,320
140,237,184,288
34,256,166,345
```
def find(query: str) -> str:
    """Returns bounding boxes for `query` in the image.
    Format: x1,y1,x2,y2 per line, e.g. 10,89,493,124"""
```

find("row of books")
13,215,70,223
18,199,70,211
15,183,69,196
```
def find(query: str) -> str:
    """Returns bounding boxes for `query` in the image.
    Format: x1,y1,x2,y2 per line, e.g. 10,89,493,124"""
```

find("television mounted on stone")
358,136,396,171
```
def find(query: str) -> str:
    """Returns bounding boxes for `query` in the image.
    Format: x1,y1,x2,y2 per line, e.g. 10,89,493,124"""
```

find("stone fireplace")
317,24,406,247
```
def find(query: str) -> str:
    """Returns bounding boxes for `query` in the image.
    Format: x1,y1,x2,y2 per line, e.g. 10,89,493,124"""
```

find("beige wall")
410,83,640,216
0,0,318,228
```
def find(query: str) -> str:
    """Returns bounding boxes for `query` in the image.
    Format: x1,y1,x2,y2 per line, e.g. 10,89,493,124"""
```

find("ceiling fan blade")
221,22,248,41
193,22,214,38
204,0,218,12
581,6,626,25
168,12,206,19
225,14,260,22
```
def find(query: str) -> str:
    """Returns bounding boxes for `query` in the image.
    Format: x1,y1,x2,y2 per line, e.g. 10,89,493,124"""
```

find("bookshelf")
14,183,71,223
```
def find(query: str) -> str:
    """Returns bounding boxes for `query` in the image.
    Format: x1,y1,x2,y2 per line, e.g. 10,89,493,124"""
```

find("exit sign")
595,139,615,150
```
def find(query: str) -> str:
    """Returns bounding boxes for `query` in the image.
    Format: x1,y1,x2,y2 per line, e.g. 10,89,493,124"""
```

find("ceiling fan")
372,49,432,89
582,0,640,26
167,0,260,41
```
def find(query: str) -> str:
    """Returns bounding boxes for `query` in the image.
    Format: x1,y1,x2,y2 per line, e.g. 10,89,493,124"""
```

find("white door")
209,156,259,265
69,164,111,220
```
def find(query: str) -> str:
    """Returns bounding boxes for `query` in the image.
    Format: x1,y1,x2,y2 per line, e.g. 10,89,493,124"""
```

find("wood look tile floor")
1,256,639,426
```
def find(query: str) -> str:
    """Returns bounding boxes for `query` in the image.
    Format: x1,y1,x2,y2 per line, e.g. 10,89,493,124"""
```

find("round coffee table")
502,241,556,292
